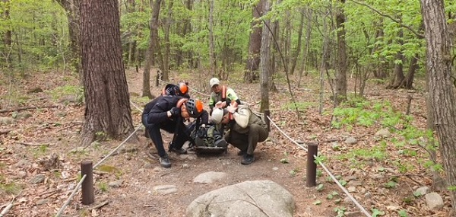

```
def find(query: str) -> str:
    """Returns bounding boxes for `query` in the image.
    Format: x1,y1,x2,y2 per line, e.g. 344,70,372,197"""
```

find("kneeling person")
142,95,207,168
211,105,268,165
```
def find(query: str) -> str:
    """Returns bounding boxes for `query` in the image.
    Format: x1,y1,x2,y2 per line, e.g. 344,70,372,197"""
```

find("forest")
1,0,456,216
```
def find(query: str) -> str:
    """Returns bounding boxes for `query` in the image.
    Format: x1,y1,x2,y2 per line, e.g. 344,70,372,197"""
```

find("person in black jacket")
142,95,208,168
161,82,190,98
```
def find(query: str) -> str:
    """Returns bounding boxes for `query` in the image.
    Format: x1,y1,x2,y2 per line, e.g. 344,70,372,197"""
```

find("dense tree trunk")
289,9,304,76
142,0,162,98
244,0,264,83
163,0,173,74
55,0,81,82
388,27,405,89
80,0,136,146
421,0,456,211
208,0,216,77
335,0,347,104
2,0,12,68
260,0,271,113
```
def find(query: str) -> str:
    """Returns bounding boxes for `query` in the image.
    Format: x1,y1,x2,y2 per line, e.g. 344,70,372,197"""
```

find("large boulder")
186,180,295,217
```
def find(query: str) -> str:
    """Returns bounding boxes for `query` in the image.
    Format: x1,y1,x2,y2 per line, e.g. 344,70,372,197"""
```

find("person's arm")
147,101,178,123
229,106,249,128
225,88,241,105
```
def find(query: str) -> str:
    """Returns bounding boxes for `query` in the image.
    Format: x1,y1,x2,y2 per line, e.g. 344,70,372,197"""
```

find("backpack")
192,124,227,148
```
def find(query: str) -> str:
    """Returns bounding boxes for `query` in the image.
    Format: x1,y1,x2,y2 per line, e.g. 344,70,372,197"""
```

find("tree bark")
142,0,162,98
208,0,216,77
335,0,347,105
421,0,456,211
289,9,304,76
80,0,136,146
388,28,405,89
244,0,264,83
260,0,271,113
55,0,81,82
2,0,12,68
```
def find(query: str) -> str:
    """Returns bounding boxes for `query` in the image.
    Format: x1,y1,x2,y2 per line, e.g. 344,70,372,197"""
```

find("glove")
169,107,181,117
225,98,231,107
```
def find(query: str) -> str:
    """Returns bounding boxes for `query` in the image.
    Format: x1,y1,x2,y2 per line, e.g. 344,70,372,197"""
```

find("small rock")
347,186,356,193
415,186,430,196
182,164,190,168
425,192,444,210
109,180,123,188
30,174,46,184
344,137,357,144
153,185,177,195
0,117,14,125
375,128,391,138
35,199,49,206
17,171,27,179
272,167,279,171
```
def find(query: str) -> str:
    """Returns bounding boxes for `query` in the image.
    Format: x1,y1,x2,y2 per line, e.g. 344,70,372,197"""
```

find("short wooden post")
306,143,318,187
264,110,270,132
81,161,94,205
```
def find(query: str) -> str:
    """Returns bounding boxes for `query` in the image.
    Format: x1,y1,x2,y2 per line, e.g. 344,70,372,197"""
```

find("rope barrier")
56,101,144,216
55,174,87,217
266,116,372,217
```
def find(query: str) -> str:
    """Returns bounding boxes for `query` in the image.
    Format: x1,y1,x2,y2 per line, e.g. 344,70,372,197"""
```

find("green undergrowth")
313,96,441,215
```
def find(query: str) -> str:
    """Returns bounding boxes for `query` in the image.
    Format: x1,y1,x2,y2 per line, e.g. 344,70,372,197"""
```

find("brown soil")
0,69,451,217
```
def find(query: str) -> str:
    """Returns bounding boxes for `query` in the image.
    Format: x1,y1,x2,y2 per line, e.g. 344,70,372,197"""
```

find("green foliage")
334,206,347,217
316,183,324,192
372,208,385,217
47,85,84,105
98,182,109,193
282,101,315,112
398,209,408,217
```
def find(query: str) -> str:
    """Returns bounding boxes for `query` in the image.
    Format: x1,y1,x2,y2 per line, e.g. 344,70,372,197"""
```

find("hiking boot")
159,155,171,168
241,154,255,165
169,146,187,154
237,150,246,156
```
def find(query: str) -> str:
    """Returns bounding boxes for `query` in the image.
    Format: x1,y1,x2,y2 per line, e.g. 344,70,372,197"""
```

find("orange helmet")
178,82,188,95
185,99,203,118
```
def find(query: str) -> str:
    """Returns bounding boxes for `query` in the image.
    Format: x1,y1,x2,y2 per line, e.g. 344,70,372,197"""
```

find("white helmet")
211,108,225,124
209,78,220,88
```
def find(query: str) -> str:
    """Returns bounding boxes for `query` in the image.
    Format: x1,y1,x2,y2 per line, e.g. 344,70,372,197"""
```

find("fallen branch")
89,200,109,210
19,142,51,147
0,129,11,135
0,202,13,217
0,105,59,113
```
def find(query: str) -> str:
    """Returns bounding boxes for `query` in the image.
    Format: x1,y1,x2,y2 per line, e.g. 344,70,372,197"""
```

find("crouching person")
142,95,207,168
211,104,268,165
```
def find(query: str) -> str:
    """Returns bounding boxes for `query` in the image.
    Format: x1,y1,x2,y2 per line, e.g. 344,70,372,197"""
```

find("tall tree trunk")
244,0,264,83
289,9,304,76
55,0,81,83
421,0,456,211
2,0,12,68
335,0,347,104
260,0,271,113
80,0,136,146
142,0,162,98
163,0,173,74
208,0,216,77
388,28,405,89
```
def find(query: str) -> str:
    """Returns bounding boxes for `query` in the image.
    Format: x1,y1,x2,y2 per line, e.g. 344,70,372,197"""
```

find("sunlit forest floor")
0,68,450,216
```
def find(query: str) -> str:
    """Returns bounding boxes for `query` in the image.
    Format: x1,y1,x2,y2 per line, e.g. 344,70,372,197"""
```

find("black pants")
225,124,268,155
143,114,190,157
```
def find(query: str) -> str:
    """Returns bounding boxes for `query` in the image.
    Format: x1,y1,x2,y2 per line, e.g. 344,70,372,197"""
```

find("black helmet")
186,99,203,118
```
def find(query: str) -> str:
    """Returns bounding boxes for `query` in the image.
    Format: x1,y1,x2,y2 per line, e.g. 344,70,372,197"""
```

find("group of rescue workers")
141,78,269,168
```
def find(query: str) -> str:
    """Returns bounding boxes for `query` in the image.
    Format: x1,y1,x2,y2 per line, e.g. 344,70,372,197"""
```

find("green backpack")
193,125,226,147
